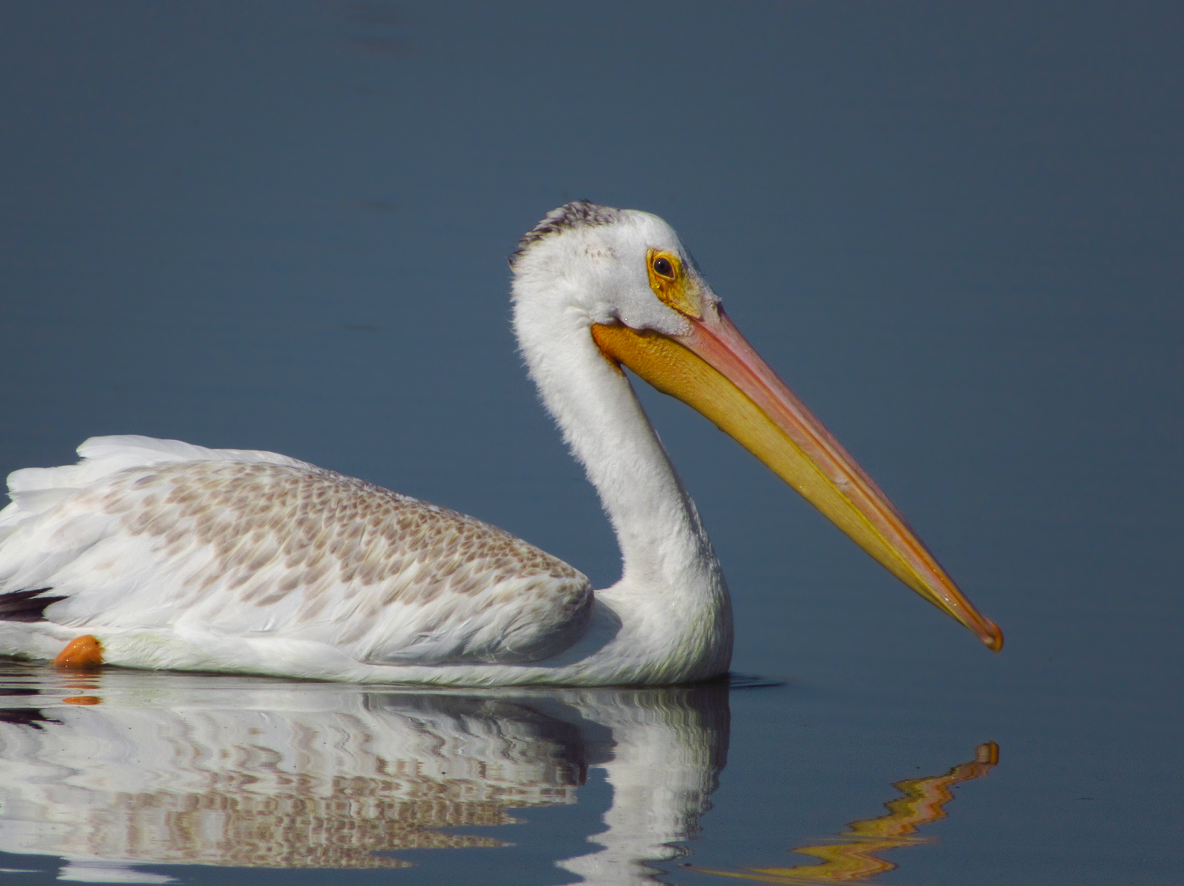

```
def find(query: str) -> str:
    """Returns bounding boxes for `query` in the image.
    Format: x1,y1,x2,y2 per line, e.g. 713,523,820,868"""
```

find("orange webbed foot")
54,635,104,669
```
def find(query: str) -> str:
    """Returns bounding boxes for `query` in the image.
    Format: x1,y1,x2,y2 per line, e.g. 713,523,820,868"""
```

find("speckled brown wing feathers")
24,461,594,665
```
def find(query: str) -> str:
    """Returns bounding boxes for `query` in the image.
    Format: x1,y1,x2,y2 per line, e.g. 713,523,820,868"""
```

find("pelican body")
0,203,1001,684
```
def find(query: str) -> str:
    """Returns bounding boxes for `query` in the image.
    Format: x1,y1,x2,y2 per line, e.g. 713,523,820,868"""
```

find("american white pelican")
0,202,1001,684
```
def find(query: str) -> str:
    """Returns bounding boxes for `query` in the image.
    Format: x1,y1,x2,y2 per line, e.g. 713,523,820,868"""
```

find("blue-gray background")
1,2,1181,883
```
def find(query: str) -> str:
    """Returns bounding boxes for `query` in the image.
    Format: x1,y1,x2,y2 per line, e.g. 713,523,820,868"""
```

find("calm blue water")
1,2,1181,883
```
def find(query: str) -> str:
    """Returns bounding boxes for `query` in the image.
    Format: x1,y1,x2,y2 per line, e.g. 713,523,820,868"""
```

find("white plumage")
0,202,1000,684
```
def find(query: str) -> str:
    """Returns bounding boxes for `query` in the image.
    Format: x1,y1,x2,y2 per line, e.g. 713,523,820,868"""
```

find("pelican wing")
0,437,592,666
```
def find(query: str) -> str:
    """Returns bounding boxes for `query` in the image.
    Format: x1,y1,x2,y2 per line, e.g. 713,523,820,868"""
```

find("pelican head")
511,201,1002,652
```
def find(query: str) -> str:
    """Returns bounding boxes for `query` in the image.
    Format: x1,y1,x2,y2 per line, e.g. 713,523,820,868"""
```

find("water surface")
0,665,1005,885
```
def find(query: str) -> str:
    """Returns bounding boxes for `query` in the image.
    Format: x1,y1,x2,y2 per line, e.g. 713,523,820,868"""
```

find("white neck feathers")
510,268,727,610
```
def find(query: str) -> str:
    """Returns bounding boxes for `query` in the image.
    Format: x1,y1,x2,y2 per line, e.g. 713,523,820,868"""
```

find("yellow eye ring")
645,248,702,319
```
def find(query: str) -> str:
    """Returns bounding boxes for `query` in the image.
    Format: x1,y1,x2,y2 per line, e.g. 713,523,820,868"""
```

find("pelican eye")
645,247,702,318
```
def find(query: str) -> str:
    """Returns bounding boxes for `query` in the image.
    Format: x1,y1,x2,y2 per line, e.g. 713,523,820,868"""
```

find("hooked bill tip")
981,622,1004,653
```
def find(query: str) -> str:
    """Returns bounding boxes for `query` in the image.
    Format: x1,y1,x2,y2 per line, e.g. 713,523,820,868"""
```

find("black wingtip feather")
0,589,67,622
0,708,61,730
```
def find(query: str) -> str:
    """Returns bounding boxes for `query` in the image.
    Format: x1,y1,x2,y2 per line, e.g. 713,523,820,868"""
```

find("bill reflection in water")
0,666,994,884
696,744,999,884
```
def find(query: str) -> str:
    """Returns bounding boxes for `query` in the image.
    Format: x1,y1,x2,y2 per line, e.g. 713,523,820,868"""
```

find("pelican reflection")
0,666,995,885
0,665,726,884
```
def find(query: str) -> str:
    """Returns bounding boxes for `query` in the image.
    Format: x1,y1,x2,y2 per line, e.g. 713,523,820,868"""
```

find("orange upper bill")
591,308,1002,651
